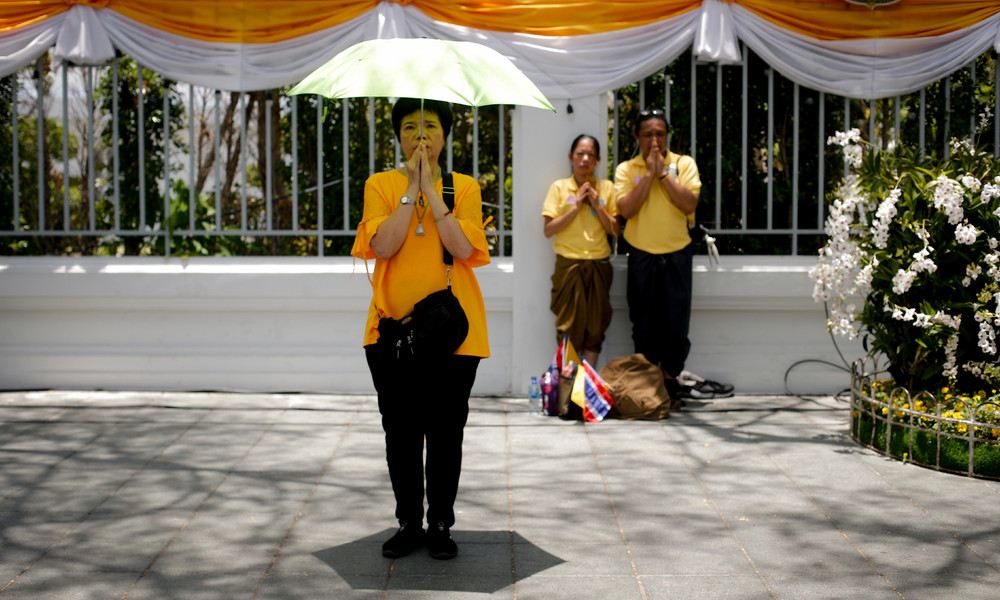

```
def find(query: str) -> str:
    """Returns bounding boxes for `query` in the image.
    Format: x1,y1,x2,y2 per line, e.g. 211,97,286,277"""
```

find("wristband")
435,210,451,223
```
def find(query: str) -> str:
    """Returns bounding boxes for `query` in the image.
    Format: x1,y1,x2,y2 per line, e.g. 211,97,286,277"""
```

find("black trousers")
365,346,480,528
626,244,693,378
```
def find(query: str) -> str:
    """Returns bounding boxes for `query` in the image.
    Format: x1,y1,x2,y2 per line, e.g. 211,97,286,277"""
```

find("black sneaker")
382,522,424,558
426,521,458,560
678,371,734,399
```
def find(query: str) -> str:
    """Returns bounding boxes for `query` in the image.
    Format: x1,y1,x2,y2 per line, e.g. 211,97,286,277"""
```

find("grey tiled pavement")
1,391,999,599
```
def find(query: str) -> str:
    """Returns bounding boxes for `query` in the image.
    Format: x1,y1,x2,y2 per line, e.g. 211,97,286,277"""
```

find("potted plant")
811,126,1000,476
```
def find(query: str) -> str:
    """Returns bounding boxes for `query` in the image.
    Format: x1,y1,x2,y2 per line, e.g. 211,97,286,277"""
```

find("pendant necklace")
415,196,427,236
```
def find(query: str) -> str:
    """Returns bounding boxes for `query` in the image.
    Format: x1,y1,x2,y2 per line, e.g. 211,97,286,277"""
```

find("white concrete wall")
0,94,863,396
0,255,863,396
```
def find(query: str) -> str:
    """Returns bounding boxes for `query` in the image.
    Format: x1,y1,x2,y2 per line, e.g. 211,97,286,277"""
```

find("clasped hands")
575,179,600,210
645,141,667,182
404,141,441,201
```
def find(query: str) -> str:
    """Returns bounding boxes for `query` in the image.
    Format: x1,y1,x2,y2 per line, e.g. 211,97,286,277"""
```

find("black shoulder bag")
376,173,470,360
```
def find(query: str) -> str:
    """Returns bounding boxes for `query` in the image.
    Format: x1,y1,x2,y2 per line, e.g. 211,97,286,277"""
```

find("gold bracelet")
435,210,451,223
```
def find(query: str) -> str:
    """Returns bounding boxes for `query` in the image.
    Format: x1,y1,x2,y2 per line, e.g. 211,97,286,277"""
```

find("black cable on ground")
783,302,855,399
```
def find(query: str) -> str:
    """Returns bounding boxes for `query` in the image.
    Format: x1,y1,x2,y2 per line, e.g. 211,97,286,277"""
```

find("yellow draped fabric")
738,0,1000,41
2,0,997,41
0,2,67,33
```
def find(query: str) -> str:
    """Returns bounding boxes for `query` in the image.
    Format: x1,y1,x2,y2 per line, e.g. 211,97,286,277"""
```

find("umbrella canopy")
289,37,554,111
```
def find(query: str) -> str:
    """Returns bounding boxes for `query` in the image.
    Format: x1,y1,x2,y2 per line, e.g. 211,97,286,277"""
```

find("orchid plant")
811,125,1000,393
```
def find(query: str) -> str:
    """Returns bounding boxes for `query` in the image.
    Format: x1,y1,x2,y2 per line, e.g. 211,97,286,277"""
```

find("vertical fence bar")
112,56,120,232
317,98,324,255
291,96,299,231
792,83,800,254
868,98,876,147
36,57,44,231
498,105,506,257
239,92,247,232
690,53,697,159
367,99,375,177
138,63,146,232
894,96,901,141
265,92,273,231
163,83,171,256
715,64,722,229
664,66,671,127
87,66,95,231
766,67,773,230
944,76,951,158
343,101,350,229
843,97,850,177
741,45,748,230
213,90,221,231
188,84,196,232
817,93,825,228
473,106,480,181
61,63,70,231
919,89,926,156
12,72,19,227
970,61,976,139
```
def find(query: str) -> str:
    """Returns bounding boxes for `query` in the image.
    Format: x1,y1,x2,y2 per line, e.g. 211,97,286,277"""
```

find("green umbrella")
289,37,554,111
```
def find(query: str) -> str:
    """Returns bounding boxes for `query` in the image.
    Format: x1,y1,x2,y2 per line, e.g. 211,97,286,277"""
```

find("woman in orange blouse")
351,98,490,561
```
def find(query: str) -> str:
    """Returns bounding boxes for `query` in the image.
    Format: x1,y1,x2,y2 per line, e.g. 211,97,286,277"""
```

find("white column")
510,95,608,394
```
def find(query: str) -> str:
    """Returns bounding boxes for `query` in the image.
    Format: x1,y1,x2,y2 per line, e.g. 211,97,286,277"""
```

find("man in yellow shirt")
615,109,730,400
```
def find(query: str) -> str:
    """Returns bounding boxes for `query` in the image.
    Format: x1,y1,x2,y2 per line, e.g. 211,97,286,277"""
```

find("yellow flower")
958,424,969,434
942,386,950,394
881,407,889,415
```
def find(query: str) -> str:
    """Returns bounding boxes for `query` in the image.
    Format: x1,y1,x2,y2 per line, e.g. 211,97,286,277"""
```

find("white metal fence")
2,47,997,257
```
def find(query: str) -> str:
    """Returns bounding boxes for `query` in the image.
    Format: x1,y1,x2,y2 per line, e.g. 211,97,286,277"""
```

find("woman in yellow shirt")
351,98,490,561
541,134,619,366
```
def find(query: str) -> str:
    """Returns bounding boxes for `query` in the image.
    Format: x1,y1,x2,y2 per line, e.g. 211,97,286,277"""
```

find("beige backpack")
600,354,673,420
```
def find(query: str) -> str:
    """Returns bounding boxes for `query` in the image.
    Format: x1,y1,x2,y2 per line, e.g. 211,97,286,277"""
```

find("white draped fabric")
1,0,999,99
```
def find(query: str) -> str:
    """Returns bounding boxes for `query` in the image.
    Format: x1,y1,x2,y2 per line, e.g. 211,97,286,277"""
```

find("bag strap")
367,172,457,317
442,171,455,266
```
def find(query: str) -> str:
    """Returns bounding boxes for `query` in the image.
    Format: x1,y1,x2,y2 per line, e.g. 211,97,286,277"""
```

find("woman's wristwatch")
400,195,414,205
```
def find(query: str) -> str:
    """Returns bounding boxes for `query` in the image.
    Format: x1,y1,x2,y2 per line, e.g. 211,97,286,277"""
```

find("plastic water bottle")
528,376,541,414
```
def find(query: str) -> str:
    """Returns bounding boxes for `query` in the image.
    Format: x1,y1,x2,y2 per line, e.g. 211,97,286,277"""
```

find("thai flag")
572,357,614,423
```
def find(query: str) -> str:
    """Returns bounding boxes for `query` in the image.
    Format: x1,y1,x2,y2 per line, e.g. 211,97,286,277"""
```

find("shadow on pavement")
312,528,565,593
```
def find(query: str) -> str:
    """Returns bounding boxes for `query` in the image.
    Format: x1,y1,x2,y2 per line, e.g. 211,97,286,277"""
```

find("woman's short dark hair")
570,134,600,159
392,98,453,139
633,108,669,136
